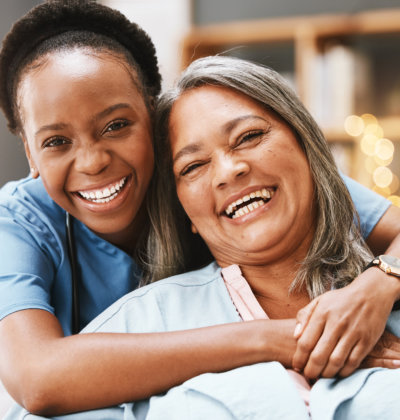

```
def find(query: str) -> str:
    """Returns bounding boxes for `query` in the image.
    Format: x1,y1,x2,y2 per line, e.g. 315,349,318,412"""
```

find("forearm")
0,311,296,416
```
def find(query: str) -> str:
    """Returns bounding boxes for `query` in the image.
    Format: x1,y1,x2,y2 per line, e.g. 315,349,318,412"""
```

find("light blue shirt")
6,262,400,419
0,174,391,335
0,176,141,335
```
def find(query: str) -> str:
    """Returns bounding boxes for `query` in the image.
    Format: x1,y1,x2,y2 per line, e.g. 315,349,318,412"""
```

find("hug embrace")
1,1,400,419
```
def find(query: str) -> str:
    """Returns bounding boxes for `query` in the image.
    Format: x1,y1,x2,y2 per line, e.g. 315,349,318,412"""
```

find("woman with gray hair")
150,55,400,379
14,55,400,419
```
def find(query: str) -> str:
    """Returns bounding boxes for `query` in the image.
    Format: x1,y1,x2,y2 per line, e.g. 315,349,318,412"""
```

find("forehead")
17,49,148,132
21,48,139,88
169,85,284,137
18,49,142,104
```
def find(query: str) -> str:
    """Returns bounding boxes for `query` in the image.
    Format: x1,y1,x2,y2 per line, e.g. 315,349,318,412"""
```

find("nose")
212,152,250,189
74,142,111,175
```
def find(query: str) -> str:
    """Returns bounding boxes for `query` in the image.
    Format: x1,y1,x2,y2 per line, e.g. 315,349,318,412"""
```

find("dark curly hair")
0,0,162,134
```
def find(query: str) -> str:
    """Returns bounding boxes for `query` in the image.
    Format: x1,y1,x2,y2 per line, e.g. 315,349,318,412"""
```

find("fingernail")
392,360,400,367
294,323,302,338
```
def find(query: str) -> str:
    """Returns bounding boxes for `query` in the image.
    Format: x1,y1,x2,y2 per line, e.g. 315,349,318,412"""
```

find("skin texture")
0,49,306,416
2,50,400,416
169,85,400,379
20,49,154,252
170,85,314,318
293,212,400,378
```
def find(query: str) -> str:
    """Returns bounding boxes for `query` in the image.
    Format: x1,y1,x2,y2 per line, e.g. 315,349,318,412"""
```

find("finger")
361,357,400,369
302,328,342,379
319,335,358,378
294,298,320,339
292,313,326,372
369,345,400,360
338,336,374,377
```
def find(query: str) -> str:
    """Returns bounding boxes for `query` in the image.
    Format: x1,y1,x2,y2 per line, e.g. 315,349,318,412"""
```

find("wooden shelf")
181,8,400,135
181,8,400,187
182,9,400,63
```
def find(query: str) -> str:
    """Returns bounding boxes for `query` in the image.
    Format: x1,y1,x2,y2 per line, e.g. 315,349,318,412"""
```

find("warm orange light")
372,185,391,197
361,113,378,126
360,133,379,156
388,195,400,207
365,156,378,174
390,174,400,194
344,115,364,137
373,166,393,188
364,123,384,138
375,138,394,161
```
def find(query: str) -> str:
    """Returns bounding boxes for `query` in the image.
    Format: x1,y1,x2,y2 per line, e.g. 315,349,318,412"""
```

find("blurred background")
0,0,399,204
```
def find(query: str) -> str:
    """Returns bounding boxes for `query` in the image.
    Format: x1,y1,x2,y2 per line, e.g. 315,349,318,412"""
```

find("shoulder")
0,176,65,254
82,262,237,333
0,176,60,217
342,174,391,237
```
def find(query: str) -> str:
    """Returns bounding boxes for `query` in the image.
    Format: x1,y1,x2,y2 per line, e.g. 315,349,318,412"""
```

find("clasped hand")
292,270,400,379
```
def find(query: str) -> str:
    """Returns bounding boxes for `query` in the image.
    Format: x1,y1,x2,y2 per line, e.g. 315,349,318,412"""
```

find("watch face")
380,255,400,269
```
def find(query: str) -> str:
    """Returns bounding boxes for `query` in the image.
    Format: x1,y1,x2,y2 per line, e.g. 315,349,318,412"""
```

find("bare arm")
292,204,400,378
0,309,296,416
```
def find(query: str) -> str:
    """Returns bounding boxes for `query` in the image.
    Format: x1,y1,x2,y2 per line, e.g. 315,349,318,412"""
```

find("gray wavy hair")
143,55,371,298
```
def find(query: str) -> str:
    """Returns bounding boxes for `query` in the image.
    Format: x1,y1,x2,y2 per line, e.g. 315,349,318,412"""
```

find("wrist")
262,319,297,367
355,265,400,303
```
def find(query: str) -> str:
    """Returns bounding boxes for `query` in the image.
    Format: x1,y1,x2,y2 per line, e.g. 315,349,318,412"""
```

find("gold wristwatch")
368,255,400,277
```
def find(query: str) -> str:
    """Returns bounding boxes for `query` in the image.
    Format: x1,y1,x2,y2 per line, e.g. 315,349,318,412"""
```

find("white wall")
101,0,191,89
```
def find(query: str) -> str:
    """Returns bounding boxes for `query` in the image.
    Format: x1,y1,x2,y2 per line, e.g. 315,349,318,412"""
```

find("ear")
22,136,39,179
191,223,198,234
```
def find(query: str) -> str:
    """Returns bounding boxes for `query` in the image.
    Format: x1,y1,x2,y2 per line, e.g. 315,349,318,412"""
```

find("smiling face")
18,49,154,247
169,85,316,268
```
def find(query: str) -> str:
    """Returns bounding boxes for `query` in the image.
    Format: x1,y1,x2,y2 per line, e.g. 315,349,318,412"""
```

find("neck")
99,203,148,257
239,259,310,319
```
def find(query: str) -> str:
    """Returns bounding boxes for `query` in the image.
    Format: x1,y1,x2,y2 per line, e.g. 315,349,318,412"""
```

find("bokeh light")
375,138,394,161
361,113,378,126
344,113,398,200
388,196,400,207
360,133,379,156
373,166,393,188
364,123,384,138
344,115,364,137
374,155,393,167
372,185,391,197
389,174,400,194
364,156,378,174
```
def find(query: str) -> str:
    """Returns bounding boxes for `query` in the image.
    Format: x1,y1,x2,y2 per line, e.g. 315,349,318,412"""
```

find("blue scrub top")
0,176,141,335
0,174,390,335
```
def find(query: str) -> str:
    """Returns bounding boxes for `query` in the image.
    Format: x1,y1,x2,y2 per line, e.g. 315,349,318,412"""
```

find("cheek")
127,137,154,174
176,181,207,220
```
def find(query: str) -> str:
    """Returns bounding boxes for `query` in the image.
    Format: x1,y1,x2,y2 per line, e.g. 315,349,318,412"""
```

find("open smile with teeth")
225,188,275,219
77,176,127,204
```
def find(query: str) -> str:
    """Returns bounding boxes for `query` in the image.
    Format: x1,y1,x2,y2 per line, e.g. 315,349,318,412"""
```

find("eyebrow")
172,114,268,164
34,103,133,137
222,115,267,133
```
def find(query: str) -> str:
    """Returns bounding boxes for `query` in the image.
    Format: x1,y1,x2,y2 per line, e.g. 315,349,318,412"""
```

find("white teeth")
78,176,127,203
226,188,275,219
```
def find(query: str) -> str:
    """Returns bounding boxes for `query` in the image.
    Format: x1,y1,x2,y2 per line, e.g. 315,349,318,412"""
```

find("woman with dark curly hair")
1,1,400,418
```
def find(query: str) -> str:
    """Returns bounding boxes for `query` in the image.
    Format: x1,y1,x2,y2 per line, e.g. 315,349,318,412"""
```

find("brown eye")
43,136,70,148
103,120,130,134
237,130,266,147
181,162,204,176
